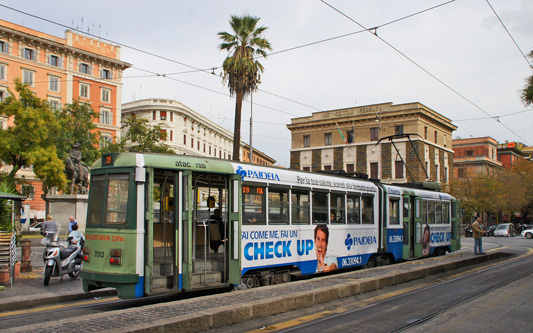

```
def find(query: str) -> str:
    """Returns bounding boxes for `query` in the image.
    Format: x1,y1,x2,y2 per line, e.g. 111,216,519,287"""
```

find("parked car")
521,228,533,239
494,223,516,237
29,222,43,232
485,225,496,237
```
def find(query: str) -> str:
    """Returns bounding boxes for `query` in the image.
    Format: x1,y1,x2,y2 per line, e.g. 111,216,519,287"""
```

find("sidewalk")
1,249,507,332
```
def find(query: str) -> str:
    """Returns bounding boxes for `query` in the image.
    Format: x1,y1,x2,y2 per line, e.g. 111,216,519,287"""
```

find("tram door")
451,199,461,252
413,197,423,258
402,194,413,259
145,169,177,295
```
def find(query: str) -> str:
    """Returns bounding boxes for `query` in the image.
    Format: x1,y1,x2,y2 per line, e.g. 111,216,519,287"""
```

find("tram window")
436,202,442,224
87,175,106,225
403,199,410,219
291,190,310,225
361,196,374,224
347,194,360,224
105,174,130,224
443,202,450,224
242,185,266,225
421,200,427,224
330,193,346,224
428,201,435,224
312,192,328,224
268,188,289,225
389,199,400,225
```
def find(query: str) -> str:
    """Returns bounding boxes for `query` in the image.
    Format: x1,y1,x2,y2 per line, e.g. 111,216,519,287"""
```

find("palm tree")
218,15,272,161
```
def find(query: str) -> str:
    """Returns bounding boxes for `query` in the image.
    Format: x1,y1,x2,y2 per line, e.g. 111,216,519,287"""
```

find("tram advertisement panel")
240,225,379,276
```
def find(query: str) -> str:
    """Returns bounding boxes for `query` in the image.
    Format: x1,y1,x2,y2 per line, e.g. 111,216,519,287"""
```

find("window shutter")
4,42,9,54
100,69,104,78
58,57,63,68
88,65,93,75
21,47,26,57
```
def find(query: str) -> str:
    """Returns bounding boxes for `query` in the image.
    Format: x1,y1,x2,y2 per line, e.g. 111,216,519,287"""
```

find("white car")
521,228,533,239
494,223,516,237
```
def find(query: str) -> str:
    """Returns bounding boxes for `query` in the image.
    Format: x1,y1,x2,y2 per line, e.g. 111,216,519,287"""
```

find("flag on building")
336,122,347,144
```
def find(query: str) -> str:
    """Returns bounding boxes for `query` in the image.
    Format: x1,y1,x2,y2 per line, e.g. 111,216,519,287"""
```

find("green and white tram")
81,152,460,299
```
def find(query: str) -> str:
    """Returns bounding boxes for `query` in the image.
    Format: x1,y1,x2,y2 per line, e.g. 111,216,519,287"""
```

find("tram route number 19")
243,186,264,195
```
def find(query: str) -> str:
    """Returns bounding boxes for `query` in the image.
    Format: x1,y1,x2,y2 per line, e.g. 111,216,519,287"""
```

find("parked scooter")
41,226,83,286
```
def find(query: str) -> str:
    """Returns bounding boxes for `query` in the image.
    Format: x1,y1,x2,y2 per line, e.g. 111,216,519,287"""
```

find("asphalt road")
213,236,533,332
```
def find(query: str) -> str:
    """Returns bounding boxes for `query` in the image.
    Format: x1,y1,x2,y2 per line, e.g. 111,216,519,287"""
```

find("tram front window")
87,175,106,225
105,174,130,224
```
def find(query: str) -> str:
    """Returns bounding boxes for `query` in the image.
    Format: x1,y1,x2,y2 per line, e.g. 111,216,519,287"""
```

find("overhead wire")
0,2,459,119
485,0,533,69
320,0,531,146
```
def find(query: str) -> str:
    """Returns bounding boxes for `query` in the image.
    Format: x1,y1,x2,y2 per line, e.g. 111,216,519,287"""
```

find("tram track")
271,247,533,333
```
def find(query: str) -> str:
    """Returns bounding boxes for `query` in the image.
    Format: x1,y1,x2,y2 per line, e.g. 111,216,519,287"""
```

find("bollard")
21,239,32,272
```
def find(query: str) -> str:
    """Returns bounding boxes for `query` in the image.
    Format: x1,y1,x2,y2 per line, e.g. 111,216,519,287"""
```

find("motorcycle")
41,227,83,286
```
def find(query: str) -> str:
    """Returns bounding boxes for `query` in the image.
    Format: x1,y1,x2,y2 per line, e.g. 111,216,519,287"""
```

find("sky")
1,0,532,167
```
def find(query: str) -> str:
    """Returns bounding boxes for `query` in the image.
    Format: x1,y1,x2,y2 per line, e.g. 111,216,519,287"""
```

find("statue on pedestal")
64,144,89,194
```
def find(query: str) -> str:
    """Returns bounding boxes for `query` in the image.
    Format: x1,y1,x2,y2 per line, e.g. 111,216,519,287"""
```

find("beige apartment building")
287,102,457,184
121,98,276,166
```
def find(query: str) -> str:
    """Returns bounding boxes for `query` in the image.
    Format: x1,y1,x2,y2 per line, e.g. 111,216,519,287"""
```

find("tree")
55,100,99,165
521,49,533,106
0,79,67,191
218,15,272,161
102,115,174,154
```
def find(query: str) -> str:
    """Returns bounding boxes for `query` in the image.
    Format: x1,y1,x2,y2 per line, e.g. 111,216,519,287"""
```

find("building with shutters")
121,98,276,166
0,19,131,222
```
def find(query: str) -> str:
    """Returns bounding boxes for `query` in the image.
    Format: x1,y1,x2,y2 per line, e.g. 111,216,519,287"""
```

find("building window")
346,164,355,173
0,63,6,81
0,89,7,102
434,131,438,143
152,111,156,120
424,126,428,140
80,83,89,98
445,167,448,183
22,70,35,86
436,164,440,182
21,184,35,200
444,135,447,148
100,135,113,148
465,150,474,157
347,129,354,143
160,129,167,141
303,166,310,172
370,127,379,141
22,47,36,60
160,111,167,120
79,63,92,75
395,125,403,135
324,132,332,146
183,135,187,145
0,41,9,54
101,88,110,103
99,108,112,125
48,98,62,110
49,55,62,67
395,160,404,179
191,138,194,148
324,165,332,171
303,134,310,147
101,68,112,79
49,76,60,92
170,130,173,142
370,162,379,179
197,141,200,150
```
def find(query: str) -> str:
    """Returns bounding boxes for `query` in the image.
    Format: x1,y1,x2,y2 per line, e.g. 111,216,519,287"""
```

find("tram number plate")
94,251,105,258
